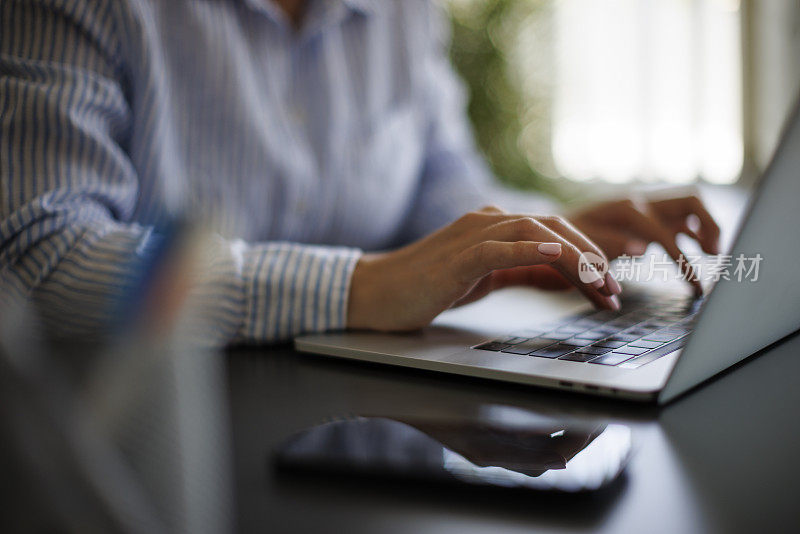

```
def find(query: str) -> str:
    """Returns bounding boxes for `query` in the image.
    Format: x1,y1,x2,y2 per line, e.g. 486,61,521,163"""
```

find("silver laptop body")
296,100,800,404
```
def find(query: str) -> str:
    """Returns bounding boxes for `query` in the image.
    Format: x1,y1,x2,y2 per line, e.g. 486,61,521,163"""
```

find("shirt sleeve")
0,0,360,346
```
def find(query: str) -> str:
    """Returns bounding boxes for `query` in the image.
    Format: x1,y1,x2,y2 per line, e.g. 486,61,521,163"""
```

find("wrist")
346,252,382,330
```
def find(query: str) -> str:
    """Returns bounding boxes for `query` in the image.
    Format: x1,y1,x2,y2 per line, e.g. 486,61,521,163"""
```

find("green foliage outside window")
447,0,565,198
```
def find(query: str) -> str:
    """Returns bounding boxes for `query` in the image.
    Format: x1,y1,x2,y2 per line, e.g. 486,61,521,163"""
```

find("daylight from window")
551,0,743,184
448,0,744,186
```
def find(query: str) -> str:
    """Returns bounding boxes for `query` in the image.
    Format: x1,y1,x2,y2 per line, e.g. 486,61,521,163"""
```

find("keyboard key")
574,330,608,341
612,346,649,356
642,332,683,343
501,346,536,355
565,337,590,346
620,339,686,369
618,353,665,369
607,334,640,343
531,344,578,359
574,346,613,356
573,319,603,328
555,324,590,334
510,330,545,338
588,310,621,321
594,326,621,335
628,340,663,349
589,352,636,366
663,326,690,335
559,352,600,363
607,317,641,327
593,340,626,349
623,327,656,337
539,331,574,340
606,320,633,329
474,342,511,352
501,338,558,355
619,345,681,368
495,336,528,345
639,320,671,332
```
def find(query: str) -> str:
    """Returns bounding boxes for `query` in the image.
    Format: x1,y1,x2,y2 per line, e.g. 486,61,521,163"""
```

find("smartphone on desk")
274,407,632,493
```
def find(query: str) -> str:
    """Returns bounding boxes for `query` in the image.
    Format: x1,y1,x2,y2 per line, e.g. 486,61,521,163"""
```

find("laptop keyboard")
473,293,703,369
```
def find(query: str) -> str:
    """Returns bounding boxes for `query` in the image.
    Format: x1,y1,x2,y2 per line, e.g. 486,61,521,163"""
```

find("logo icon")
578,251,608,284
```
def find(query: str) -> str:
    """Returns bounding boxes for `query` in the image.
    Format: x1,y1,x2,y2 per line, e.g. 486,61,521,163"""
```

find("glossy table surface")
227,325,800,534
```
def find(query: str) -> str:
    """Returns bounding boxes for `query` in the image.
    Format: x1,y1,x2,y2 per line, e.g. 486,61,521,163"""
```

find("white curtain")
552,0,744,184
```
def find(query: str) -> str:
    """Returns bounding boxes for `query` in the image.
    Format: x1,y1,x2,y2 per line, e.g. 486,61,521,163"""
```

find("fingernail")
609,295,621,310
586,267,605,288
538,242,562,256
605,272,622,295
625,240,648,256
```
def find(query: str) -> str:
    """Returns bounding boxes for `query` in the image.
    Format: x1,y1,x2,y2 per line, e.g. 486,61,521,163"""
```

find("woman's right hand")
347,206,622,333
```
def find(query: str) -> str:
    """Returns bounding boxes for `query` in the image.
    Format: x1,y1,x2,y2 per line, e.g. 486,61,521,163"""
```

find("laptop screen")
660,97,800,402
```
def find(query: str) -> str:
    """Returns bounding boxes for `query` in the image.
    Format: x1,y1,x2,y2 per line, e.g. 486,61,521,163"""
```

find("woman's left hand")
569,194,721,295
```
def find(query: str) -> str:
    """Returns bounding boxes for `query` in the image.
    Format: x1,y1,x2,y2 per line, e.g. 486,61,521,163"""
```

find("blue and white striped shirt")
0,0,503,344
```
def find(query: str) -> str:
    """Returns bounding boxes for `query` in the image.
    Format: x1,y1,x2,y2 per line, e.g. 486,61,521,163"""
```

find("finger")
530,224,622,308
688,197,721,254
490,268,617,311
653,196,721,254
463,211,616,279
456,240,562,282
477,217,608,290
576,225,648,259
490,265,574,290
476,217,620,308
623,207,704,295
676,222,701,243
454,262,574,308
535,216,623,297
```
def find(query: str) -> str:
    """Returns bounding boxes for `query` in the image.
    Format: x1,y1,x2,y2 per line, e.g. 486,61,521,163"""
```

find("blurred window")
447,0,744,186
553,0,743,184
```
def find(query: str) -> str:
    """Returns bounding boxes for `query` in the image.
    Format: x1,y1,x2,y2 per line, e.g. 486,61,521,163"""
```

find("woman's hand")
347,206,622,332
569,194,721,295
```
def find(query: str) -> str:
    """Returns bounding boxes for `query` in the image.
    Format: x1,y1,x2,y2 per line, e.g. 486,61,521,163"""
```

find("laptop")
295,99,800,404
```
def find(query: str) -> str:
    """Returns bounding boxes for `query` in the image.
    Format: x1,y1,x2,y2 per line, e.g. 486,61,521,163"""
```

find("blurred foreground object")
0,228,233,534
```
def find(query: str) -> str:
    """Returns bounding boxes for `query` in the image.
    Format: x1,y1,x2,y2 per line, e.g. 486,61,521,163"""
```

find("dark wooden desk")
227,327,800,534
